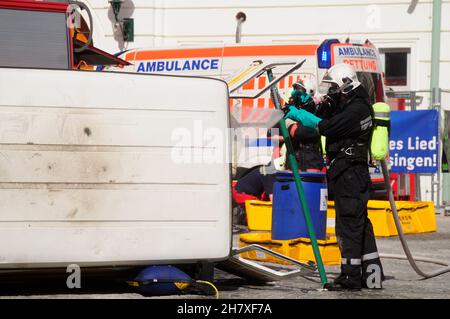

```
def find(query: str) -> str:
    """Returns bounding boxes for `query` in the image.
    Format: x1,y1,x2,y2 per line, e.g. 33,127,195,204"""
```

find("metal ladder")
217,245,316,282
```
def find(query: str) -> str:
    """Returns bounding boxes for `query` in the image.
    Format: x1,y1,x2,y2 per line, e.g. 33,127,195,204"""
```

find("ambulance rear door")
317,40,386,104
220,44,318,170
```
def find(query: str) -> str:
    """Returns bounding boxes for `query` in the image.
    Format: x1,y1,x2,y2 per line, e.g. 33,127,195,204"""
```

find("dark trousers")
329,164,384,287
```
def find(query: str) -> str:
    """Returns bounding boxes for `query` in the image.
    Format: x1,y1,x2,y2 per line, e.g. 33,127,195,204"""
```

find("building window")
382,49,409,87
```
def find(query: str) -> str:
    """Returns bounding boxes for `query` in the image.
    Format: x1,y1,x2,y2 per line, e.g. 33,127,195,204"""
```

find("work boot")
324,274,361,291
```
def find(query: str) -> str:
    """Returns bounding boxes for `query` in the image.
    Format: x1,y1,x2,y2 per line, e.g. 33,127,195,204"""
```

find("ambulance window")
380,49,410,87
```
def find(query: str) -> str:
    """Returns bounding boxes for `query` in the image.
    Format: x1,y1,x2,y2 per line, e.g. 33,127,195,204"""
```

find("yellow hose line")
196,280,220,299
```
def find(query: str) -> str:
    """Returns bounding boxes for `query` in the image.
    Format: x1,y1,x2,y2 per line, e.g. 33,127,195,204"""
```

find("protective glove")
291,90,311,105
282,104,293,115
285,106,321,129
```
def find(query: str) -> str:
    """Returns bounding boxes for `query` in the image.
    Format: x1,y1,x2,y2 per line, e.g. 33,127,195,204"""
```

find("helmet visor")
318,81,340,95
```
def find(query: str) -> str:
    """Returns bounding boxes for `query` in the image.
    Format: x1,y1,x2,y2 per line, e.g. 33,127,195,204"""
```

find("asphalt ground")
0,216,449,299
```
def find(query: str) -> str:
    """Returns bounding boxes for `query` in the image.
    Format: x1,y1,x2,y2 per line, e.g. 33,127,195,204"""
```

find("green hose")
266,69,328,286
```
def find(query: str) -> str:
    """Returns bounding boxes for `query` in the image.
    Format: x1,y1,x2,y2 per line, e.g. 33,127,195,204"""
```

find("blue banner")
389,110,439,173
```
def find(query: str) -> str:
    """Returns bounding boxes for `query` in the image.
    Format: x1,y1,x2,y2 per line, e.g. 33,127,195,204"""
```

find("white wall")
83,0,449,101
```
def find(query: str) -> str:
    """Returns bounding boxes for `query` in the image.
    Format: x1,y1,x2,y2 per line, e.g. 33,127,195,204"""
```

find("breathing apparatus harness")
322,91,372,171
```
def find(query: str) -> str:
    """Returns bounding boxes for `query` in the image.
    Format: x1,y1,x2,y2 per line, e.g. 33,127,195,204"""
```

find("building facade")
80,0,449,203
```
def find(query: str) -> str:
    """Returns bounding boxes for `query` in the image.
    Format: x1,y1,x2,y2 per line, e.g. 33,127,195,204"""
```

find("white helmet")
319,63,361,95
293,79,316,96
302,79,317,96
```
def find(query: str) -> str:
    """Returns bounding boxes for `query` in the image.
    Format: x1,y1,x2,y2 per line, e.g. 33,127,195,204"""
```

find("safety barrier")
240,199,436,266
327,200,437,237
245,199,436,237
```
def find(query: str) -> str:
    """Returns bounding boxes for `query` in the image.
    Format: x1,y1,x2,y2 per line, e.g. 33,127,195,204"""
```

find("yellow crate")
246,199,336,234
239,232,341,266
368,210,398,237
395,208,423,234
245,200,272,231
239,232,293,265
327,201,335,217
393,201,436,234
327,200,437,237
416,201,437,232
328,200,399,237
289,235,341,266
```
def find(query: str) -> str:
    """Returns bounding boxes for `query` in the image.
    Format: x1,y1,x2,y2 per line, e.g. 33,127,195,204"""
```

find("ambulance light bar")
317,38,340,69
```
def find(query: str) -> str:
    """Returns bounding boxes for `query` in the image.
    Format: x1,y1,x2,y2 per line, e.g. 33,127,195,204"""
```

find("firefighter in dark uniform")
285,63,384,290
269,87,324,172
287,88,324,172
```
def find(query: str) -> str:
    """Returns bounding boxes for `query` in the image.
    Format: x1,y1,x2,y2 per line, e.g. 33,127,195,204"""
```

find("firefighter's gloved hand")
282,104,295,115
285,106,321,129
291,90,311,105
